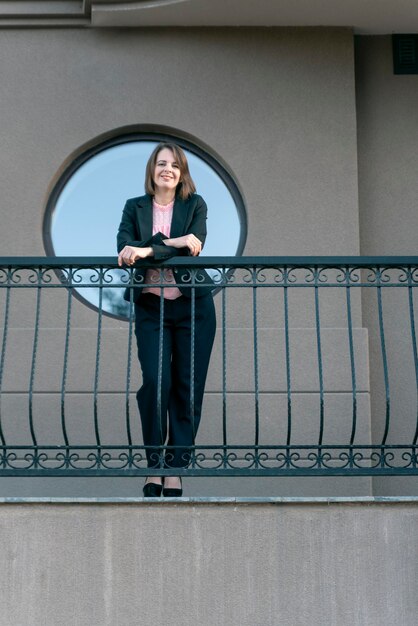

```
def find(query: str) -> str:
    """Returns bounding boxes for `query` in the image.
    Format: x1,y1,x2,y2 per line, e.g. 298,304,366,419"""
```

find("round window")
44,129,247,318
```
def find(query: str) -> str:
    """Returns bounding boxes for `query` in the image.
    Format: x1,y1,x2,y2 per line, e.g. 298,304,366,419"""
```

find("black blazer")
117,193,214,302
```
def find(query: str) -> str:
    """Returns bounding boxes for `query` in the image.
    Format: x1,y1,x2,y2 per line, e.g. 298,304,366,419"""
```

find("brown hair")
144,142,196,200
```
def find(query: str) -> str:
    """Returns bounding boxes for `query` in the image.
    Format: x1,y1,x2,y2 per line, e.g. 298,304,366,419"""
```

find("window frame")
43,124,248,320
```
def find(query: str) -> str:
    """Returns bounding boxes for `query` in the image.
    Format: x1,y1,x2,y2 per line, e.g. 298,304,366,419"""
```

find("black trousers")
134,292,216,468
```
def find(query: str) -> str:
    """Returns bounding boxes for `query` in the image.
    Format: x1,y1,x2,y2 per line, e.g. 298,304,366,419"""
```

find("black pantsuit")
135,292,216,468
117,192,216,469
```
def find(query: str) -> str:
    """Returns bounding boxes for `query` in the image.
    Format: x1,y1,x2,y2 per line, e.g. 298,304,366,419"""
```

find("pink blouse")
143,199,182,300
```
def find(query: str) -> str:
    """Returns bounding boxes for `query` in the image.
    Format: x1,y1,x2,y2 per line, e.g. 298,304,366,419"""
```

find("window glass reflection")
50,140,243,318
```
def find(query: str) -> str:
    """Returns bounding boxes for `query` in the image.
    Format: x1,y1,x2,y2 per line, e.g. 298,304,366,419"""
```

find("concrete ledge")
1,495,418,504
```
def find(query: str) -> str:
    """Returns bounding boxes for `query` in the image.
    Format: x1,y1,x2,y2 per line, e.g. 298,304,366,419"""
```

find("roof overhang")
1,0,418,33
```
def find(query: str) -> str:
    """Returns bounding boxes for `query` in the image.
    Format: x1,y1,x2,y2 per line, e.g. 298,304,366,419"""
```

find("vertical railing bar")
222,276,228,454
377,277,390,445
407,271,418,444
252,266,260,451
314,270,324,448
28,275,42,448
93,270,103,449
157,270,165,469
125,280,134,447
284,274,292,446
60,281,72,448
0,285,11,446
190,270,196,464
346,273,357,446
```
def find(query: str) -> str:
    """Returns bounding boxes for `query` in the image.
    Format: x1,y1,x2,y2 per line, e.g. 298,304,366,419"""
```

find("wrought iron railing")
0,256,418,476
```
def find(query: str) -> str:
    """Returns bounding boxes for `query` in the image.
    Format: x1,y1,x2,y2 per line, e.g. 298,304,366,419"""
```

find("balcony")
0,256,417,478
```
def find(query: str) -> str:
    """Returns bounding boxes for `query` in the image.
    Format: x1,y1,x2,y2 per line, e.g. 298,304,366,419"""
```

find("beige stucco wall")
0,27,372,496
356,36,418,495
0,27,359,256
1,499,417,626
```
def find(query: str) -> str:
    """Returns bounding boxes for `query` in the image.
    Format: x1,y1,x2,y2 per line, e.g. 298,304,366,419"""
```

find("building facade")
0,2,417,499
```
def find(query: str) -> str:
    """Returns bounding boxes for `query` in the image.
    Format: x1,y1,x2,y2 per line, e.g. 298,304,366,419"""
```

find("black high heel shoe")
143,481,163,498
162,478,183,498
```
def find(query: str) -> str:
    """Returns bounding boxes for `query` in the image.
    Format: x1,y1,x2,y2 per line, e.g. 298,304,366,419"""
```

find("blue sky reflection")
51,141,242,317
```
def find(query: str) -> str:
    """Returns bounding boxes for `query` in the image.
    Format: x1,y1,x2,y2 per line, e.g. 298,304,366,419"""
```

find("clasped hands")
118,234,202,267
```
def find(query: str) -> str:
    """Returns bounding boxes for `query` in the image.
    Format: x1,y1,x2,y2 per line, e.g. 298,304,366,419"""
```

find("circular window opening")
44,128,247,319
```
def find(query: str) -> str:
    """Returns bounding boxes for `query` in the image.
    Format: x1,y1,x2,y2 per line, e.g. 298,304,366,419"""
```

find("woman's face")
153,148,181,194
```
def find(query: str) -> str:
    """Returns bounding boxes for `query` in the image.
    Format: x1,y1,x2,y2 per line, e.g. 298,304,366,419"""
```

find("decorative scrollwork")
27,268,42,285
303,451,327,469
0,268,9,285
86,268,102,285
338,451,368,469
0,445,416,473
55,452,81,469
255,268,268,284
369,450,395,469
70,268,86,285
210,451,236,469
365,267,379,285
397,268,410,284
23,451,49,469
273,451,299,469
286,267,315,285
313,451,337,469
335,267,350,284
208,268,225,286
254,267,285,286
316,268,329,284
118,452,146,469
132,271,145,285
102,268,116,285
9,268,23,284
250,451,271,469
379,266,409,286
223,270,237,285
401,451,418,468
39,268,55,285
316,267,348,285
190,451,224,469
347,267,362,285
241,268,256,284
118,268,131,285
95,452,119,469
273,268,285,284
0,451,17,468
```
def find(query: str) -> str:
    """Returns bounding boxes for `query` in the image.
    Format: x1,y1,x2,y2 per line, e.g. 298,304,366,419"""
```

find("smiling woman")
116,142,219,496
43,128,247,318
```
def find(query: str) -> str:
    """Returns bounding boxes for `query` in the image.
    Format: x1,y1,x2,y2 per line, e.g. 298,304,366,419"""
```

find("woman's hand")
164,234,202,256
118,245,153,267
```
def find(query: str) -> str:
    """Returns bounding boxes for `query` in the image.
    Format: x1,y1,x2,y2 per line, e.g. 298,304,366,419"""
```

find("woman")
117,143,216,497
